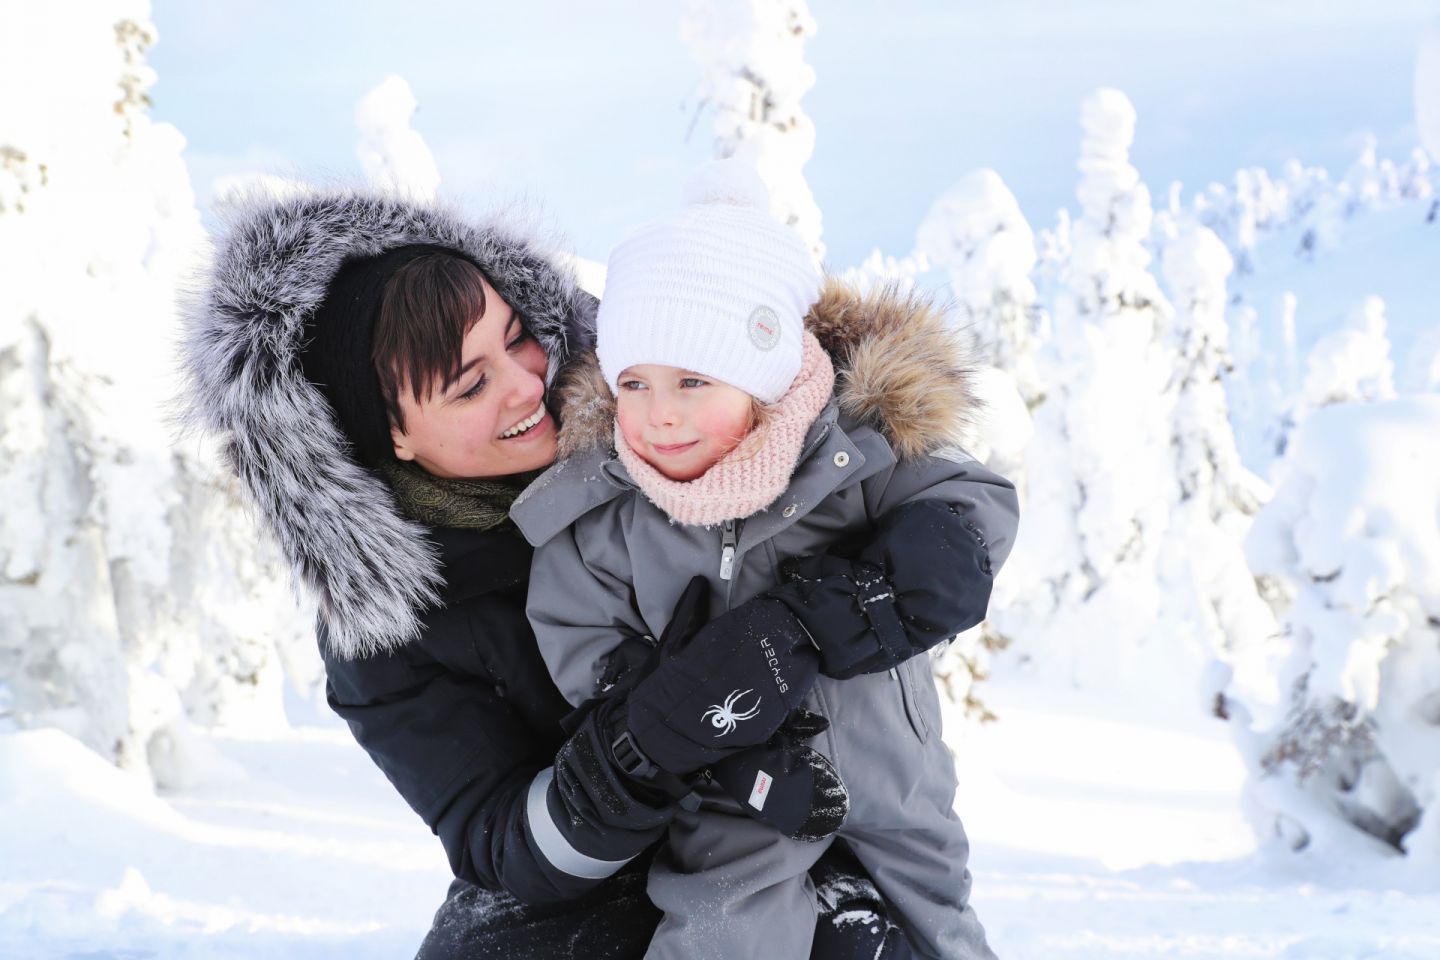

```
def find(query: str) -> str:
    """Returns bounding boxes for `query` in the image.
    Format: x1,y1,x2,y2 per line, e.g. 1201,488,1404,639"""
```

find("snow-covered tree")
916,169,1045,409
1237,391,1440,867
0,3,312,786
682,0,823,260
355,74,441,202
1174,143,1432,277
1159,226,1268,518
1298,296,1397,413
1154,224,1280,717
991,89,1238,714
834,248,927,294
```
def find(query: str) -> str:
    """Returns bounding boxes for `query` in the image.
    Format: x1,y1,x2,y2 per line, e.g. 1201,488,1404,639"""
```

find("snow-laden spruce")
1235,390,1440,869
682,0,824,261
354,74,441,203
0,5,313,786
915,169,1044,410
1166,141,1433,278
1226,287,1436,866
992,89,1232,717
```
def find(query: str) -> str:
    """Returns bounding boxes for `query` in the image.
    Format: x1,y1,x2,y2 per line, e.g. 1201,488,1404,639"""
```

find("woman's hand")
616,577,820,777
768,498,995,678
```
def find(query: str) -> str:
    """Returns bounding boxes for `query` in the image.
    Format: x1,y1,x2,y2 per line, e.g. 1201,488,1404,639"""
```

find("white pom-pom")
681,158,771,209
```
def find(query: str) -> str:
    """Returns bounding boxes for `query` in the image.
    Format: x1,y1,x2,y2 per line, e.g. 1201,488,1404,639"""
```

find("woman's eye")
507,329,531,350
459,375,488,400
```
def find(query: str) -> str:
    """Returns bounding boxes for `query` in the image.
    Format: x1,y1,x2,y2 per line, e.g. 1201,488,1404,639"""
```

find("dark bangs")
373,252,489,430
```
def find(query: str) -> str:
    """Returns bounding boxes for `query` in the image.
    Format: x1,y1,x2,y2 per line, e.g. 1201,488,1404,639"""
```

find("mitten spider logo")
702,689,762,736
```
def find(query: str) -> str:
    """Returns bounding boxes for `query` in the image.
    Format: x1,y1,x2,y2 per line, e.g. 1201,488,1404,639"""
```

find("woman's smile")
500,405,551,440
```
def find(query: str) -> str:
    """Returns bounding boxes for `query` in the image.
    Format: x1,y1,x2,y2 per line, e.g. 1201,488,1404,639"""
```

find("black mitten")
774,553,907,678
703,709,848,842
770,499,996,678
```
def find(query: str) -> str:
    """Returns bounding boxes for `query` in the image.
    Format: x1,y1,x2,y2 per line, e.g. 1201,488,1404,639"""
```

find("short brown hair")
373,252,489,431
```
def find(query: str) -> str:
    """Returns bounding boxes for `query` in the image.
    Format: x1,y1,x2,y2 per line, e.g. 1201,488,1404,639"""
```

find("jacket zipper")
716,418,829,586
800,421,833,462
719,519,738,581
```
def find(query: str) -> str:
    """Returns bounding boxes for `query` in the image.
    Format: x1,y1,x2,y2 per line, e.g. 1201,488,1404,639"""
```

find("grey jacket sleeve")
528,509,653,707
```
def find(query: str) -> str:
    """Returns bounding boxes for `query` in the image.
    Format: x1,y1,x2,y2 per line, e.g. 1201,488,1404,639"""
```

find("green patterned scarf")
380,460,534,533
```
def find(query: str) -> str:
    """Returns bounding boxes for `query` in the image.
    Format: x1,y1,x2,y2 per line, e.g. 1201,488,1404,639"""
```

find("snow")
0,725,449,958
6,689,1439,958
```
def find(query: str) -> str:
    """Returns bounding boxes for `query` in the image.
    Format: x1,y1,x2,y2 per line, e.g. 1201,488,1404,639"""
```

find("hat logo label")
747,305,781,351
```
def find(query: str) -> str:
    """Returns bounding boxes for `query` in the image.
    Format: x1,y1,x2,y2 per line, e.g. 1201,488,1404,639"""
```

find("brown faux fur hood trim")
554,277,980,461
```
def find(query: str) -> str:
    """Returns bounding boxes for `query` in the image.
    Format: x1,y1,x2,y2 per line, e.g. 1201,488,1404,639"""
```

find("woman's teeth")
500,407,545,439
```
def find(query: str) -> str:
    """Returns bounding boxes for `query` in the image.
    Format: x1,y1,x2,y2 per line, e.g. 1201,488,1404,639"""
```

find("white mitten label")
748,769,772,811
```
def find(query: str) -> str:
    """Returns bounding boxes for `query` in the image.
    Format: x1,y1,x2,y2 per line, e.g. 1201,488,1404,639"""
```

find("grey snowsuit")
512,281,1018,960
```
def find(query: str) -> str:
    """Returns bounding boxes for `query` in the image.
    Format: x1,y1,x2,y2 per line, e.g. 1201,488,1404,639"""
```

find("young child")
512,162,1018,960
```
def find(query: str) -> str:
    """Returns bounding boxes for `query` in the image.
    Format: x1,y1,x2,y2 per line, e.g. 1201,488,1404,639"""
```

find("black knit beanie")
300,243,463,469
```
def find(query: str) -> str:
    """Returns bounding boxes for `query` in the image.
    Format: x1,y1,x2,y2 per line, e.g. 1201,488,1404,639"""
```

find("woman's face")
389,278,556,479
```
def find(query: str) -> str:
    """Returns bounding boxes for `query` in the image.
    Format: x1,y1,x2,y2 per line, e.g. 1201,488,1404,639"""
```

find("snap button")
833,451,850,468
782,504,797,518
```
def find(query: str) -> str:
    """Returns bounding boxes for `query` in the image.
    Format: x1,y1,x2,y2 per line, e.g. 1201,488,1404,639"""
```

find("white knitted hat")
596,160,822,403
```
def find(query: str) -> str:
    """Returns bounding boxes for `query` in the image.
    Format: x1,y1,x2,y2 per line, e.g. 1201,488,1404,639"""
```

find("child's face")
616,365,756,481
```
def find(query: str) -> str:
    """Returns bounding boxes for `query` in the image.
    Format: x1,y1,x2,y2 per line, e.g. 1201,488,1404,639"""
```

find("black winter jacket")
320,526,676,903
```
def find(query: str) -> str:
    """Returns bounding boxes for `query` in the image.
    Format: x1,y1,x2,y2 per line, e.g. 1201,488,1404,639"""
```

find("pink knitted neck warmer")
615,331,835,527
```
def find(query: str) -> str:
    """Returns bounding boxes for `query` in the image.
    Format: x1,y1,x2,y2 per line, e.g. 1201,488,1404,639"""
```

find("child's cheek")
696,406,752,444
616,403,644,449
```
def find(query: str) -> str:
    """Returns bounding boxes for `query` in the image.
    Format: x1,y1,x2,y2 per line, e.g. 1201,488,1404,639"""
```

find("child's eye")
679,377,708,388
619,379,646,391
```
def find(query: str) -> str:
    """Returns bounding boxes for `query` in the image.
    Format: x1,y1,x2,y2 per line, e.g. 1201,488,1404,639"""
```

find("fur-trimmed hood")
178,188,594,660
553,277,981,462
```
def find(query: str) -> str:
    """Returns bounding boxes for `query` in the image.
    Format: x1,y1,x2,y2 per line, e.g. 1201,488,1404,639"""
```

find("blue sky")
150,1,1435,267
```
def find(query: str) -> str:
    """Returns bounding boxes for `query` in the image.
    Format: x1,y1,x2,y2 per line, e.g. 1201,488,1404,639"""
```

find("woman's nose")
499,355,545,407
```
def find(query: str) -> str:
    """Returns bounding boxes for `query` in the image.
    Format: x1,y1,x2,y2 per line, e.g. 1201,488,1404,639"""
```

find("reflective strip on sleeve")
525,767,635,880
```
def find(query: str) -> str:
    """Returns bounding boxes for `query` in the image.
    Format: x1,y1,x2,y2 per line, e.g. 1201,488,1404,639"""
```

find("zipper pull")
719,520,737,581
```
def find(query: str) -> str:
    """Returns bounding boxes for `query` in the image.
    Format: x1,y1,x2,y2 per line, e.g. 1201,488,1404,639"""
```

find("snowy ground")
4,680,1437,959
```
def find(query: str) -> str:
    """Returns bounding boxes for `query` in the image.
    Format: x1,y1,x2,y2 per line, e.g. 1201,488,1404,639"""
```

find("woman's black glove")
617,576,820,777
768,498,995,679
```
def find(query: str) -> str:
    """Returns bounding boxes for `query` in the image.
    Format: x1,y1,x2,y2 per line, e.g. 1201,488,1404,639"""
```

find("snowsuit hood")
552,277,982,464
179,188,595,660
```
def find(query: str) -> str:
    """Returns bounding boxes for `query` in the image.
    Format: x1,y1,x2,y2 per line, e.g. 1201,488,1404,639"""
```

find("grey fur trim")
177,187,592,660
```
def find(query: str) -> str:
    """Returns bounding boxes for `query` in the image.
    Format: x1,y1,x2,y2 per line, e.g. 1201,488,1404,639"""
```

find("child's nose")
648,393,678,427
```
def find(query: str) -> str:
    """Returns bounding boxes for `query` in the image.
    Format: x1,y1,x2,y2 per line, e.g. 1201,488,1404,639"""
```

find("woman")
181,188,1005,958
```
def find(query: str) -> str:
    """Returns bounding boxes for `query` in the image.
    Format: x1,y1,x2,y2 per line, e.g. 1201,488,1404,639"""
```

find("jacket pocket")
893,655,932,743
